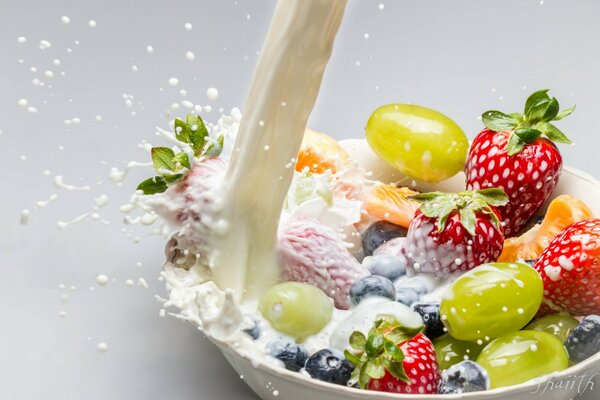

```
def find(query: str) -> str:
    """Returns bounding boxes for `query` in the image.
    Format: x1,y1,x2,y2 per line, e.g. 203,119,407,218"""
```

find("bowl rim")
211,165,600,399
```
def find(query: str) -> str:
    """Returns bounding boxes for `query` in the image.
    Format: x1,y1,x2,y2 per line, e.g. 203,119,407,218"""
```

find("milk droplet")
168,77,179,86
88,20,97,28
17,36,26,43
96,274,109,286
17,99,28,107
27,106,38,113
59,311,67,318
364,33,370,39
45,70,54,78
146,45,154,53
61,16,70,24
378,3,385,10
97,342,109,352
184,22,193,31
20,209,30,225
125,279,134,287
39,40,52,49
53,59,61,66
206,87,219,101
186,51,195,61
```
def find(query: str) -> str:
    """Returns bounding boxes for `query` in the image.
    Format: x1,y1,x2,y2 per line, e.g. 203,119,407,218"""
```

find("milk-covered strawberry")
278,216,369,309
402,189,508,276
534,218,600,315
466,90,575,236
345,316,439,394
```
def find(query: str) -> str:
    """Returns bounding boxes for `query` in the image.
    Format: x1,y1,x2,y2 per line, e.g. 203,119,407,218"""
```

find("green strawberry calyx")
344,315,423,389
409,188,509,236
481,89,575,156
136,114,224,195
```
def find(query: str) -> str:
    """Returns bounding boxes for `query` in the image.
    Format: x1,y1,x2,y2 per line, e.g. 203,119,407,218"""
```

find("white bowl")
204,140,600,400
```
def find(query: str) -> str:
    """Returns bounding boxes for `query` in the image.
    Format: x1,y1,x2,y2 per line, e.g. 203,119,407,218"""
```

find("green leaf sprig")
409,188,509,236
136,114,224,195
481,89,575,155
345,315,423,389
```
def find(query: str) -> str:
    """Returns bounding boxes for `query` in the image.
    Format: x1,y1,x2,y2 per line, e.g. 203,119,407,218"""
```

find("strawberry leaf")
553,104,576,121
481,110,518,132
541,97,559,122
163,173,184,185
459,207,477,236
384,340,405,362
524,89,550,117
344,350,362,366
365,358,386,380
382,359,410,383
174,152,191,170
204,135,225,157
538,122,573,145
514,128,542,144
349,331,367,350
365,332,384,358
507,131,526,155
358,363,371,389
174,118,189,143
151,147,177,173
137,176,167,194
475,188,509,207
187,114,209,156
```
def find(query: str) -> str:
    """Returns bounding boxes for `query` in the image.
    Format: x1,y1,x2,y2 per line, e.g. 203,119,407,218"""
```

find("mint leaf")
481,110,518,132
137,176,167,194
151,147,177,173
514,128,542,144
174,152,191,170
174,118,189,143
554,104,576,121
507,132,526,155
524,89,550,117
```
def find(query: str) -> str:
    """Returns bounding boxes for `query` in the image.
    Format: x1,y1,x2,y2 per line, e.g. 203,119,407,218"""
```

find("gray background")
1,0,599,399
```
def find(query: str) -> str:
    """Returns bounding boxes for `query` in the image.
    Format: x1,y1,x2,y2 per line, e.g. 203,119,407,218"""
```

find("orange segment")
363,184,420,228
296,129,352,174
499,194,594,262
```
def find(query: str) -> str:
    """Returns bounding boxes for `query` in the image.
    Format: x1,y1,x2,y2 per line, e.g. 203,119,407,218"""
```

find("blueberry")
304,349,354,385
522,259,537,267
266,338,310,372
565,315,600,363
395,287,420,307
362,221,408,256
362,253,407,281
397,276,430,296
439,360,490,394
242,316,260,340
412,303,445,339
349,275,396,306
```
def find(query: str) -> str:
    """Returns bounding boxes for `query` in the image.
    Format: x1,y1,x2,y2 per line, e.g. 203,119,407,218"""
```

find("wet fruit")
362,253,407,281
363,184,419,228
438,361,490,394
266,338,310,372
534,218,600,315
525,313,579,343
305,349,354,385
362,220,408,256
499,195,593,262
258,282,333,341
349,276,396,306
565,315,600,363
476,330,569,389
434,334,485,370
412,303,445,340
440,262,543,341
296,129,352,174
366,104,469,183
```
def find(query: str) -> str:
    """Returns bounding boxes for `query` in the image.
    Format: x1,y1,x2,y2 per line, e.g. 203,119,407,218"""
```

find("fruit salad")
137,89,600,395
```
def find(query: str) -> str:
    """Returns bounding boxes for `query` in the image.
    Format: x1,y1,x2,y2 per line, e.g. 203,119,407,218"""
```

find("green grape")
476,330,569,389
365,103,468,183
525,313,579,343
440,262,543,342
433,334,486,370
258,282,333,341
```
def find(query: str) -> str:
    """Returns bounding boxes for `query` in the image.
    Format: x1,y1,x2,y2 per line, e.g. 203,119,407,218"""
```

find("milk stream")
211,0,348,300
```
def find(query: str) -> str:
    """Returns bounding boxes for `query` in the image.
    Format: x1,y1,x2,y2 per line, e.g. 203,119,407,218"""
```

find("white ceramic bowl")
205,140,600,400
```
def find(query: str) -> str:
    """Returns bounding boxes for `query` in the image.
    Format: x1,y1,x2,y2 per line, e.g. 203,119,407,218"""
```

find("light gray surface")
1,0,599,399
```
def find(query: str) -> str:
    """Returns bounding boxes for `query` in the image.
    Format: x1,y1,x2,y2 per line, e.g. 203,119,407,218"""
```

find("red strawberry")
401,189,508,276
466,89,575,237
278,216,369,310
345,316,440,394
534,218,600,315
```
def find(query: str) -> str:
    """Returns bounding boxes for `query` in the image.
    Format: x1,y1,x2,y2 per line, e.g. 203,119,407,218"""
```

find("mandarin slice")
295,129,352,174
499,194,593,262
363,184,420,228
